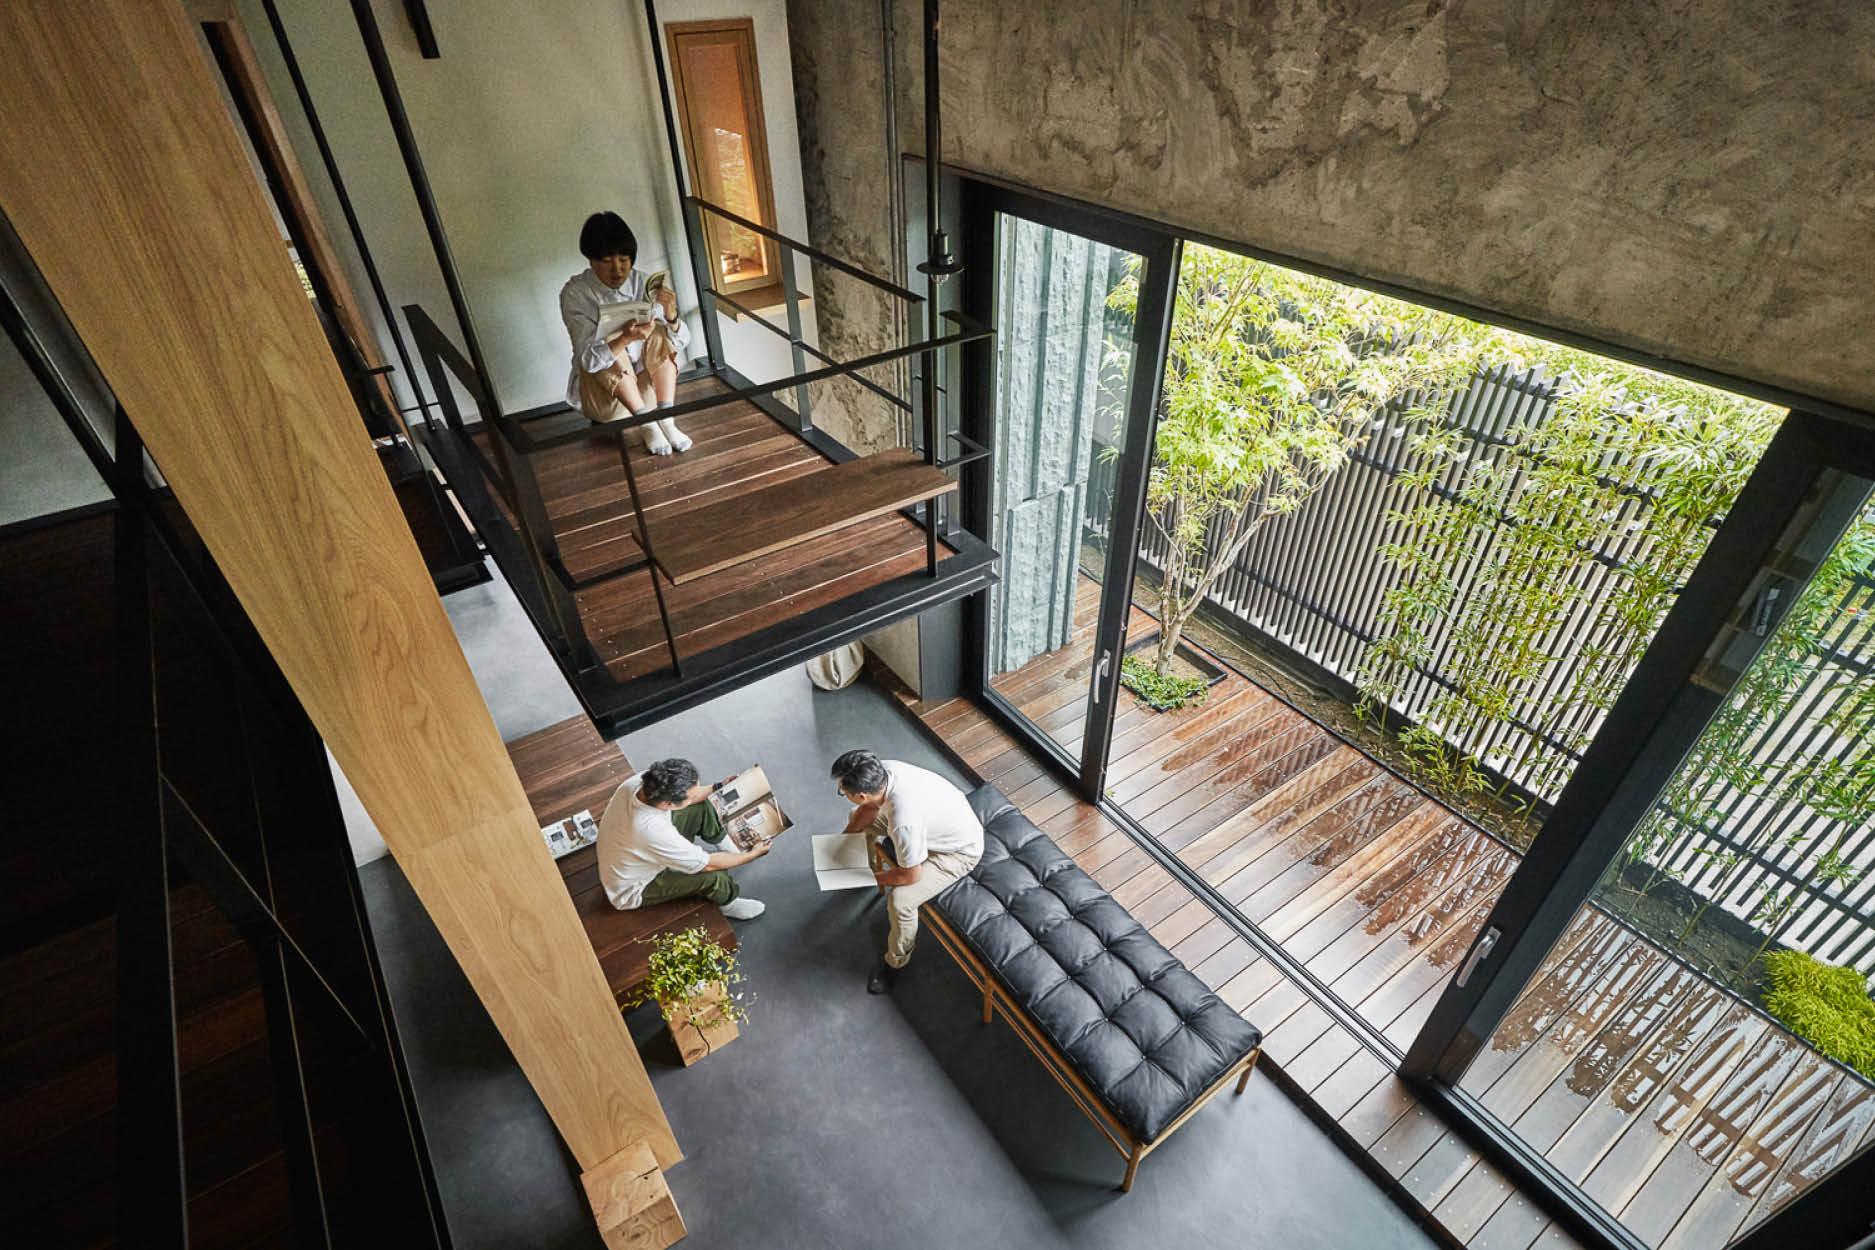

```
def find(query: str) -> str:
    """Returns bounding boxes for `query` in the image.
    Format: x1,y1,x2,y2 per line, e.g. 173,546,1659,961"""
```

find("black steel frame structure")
949,168,1875,1250
1,278,452,1249
348,0,999,739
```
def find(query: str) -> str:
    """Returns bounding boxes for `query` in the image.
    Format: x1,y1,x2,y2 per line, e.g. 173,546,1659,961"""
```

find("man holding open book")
830,750,984,994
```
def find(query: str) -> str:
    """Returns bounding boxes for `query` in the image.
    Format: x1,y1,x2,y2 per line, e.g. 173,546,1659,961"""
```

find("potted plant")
627,925,750,1066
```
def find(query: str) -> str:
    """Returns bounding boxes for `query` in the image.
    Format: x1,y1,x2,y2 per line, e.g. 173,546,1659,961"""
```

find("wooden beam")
0,0,680,1172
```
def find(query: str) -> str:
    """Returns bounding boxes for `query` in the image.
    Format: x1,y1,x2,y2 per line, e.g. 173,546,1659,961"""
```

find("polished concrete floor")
362,585,1437,1249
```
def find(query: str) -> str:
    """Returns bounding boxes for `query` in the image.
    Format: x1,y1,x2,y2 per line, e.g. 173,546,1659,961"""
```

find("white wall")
233,0,819,417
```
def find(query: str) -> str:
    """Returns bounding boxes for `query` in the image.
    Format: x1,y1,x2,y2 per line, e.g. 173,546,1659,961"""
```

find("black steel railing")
403,192,996,687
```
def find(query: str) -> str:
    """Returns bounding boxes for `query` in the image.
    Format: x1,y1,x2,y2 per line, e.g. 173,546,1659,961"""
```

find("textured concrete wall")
791,0,1875,416
786,0,905,453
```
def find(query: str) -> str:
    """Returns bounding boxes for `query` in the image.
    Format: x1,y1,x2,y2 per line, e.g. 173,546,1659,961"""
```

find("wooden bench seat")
648,448,956,585
505,717,736,1008
557,845,735,1005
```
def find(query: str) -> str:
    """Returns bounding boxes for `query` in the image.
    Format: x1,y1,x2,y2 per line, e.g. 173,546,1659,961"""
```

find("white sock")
657,412,691,453
638,410,672,455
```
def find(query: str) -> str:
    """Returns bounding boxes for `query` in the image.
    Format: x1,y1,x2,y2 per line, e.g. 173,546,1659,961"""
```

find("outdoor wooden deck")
478,377,947,680
904,581,1871,1249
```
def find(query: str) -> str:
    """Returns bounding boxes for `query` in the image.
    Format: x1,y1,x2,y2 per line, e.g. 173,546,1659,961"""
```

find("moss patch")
1762,950,1875,1079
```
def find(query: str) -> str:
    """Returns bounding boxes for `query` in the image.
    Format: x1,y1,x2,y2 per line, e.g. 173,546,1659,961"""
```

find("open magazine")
541,808,600,860
710,765,793,852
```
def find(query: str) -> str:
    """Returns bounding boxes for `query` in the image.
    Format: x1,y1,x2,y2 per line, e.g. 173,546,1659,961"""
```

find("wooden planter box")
661,981,739,1065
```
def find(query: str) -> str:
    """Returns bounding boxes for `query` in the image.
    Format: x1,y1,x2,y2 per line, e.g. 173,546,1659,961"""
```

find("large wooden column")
0,0,680,1177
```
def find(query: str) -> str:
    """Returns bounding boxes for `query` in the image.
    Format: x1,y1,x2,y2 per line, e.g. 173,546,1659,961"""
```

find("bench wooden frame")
922,905,1260,1192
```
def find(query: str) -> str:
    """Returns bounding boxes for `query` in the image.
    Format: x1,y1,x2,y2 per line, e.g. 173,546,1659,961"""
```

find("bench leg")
1236,1048,1261,1094
1120,1142,1144,1193
981,986,994,1025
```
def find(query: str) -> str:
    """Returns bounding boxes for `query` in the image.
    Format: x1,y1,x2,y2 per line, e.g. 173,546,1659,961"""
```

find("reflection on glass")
1096,237,1796,1053
668,21,776,292
1456,473,1875,1250
984,213,1140,767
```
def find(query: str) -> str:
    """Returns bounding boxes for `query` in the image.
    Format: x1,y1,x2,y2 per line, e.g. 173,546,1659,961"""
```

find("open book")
592,270,672,339
810,834,878,891
710,765,792,852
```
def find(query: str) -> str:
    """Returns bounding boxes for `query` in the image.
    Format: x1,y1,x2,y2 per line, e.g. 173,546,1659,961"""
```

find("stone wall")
789,0,1875,417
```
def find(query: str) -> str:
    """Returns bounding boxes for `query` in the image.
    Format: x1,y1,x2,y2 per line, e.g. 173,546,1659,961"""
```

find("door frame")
1398,407,1875,1250
959,177,1179,799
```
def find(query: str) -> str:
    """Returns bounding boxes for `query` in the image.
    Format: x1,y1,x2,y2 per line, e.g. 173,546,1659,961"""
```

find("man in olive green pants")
597,757,770,919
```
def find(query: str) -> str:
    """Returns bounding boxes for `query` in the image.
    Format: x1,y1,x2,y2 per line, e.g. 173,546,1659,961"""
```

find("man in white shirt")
830,749,984,993
597,758,768,919
559,211,694,455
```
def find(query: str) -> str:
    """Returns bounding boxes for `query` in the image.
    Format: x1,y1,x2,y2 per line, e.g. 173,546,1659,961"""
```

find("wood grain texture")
649,447,956,584
0,0,676,1171
581,1141,686,1250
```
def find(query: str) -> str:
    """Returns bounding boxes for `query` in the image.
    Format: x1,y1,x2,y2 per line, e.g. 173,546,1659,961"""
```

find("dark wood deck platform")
440,376,996,737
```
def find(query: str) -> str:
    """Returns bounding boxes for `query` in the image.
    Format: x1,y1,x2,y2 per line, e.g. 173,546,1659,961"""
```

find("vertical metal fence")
1088,363,1875,975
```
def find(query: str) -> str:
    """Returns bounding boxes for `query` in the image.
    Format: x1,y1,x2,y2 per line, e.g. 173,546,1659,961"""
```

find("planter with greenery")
1120,653,1210,712
626,926,749,1066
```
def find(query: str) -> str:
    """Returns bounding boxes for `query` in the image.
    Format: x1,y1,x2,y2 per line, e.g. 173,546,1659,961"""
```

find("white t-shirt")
596,776,709,910
878,760,984,870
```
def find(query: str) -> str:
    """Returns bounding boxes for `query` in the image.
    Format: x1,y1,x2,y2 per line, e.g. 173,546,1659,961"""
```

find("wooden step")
647,449,955,585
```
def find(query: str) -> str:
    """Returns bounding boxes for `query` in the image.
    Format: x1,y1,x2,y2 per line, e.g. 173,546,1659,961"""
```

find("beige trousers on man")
870,813,980,968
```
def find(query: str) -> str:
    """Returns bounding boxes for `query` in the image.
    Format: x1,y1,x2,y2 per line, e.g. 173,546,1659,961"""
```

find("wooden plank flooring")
910,593,1872,1248
479,378,950,679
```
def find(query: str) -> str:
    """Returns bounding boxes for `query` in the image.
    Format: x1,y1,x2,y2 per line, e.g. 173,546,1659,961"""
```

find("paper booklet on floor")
811,834,878,891
541,808,600,860
710,766,793,852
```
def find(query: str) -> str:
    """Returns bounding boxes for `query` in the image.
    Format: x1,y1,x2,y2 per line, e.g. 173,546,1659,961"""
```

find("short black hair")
640,758,699,807
830,749,889,797
579,211,637,262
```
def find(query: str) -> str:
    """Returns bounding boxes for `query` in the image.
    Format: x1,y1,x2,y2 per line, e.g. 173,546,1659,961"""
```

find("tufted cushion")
932,785,1263,1144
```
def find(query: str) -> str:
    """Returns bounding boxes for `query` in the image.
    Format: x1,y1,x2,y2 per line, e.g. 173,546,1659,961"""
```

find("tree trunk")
1156,616,1185,676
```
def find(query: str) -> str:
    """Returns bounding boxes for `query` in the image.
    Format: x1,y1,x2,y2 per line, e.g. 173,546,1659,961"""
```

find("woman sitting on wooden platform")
559,210,693,454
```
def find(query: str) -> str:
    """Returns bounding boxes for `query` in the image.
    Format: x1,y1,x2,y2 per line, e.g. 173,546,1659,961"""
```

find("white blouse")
558,267,691,407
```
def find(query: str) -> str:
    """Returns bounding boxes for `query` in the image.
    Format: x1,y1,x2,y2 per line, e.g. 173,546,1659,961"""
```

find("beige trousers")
577,324,681,423
873,817,979,968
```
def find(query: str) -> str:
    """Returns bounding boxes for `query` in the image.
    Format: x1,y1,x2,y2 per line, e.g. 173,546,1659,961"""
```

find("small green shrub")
1762,949,1875,1079
625,925,750,1028
1121,653,1210,711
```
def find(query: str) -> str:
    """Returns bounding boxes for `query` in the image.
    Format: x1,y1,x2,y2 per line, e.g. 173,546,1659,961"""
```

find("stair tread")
648,449,954,585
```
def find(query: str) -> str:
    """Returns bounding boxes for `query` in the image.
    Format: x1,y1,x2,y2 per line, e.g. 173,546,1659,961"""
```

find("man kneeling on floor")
831,749,983,994
598,758,769,920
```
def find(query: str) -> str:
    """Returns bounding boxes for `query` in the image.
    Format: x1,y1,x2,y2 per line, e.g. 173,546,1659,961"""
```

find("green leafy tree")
1112,243,1485,676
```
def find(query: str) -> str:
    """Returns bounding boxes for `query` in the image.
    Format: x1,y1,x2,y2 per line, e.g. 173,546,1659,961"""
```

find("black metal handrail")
511,309,992,453
685,195,924,303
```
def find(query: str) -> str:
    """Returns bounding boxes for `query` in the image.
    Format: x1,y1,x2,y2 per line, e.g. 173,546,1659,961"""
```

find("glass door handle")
1455,925,1502,989
1092,649,1113,704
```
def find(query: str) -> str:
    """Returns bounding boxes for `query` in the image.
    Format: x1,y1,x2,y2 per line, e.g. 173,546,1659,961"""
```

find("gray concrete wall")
789,0,1875,421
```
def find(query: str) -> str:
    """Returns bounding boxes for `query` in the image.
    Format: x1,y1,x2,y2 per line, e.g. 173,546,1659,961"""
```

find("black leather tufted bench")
923,785,1263,1191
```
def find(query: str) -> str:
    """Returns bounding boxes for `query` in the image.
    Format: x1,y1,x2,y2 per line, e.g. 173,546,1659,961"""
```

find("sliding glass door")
1405,419,1875,1250
957,170,1875,1250
970,187,1175,792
